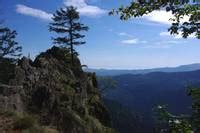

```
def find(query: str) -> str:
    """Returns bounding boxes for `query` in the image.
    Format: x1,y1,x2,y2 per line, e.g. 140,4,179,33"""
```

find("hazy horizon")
86,62,200,70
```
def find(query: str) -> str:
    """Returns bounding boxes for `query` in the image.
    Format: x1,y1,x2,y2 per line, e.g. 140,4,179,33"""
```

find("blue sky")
1,0,200,69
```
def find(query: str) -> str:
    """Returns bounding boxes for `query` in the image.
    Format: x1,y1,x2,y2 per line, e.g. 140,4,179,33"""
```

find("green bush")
0,110,15,117
13,114,36,130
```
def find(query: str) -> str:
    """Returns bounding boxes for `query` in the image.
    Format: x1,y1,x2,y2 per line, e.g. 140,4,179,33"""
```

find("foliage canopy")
110,0,200,39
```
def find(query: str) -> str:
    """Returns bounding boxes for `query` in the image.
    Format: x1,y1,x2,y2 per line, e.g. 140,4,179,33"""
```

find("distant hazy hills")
86,63,200,76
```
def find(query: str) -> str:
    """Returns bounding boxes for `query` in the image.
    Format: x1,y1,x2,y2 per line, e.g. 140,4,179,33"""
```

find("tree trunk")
69,18,74,66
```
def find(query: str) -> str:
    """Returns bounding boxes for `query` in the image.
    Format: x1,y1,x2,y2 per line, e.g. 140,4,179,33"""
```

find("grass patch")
0,110,16,117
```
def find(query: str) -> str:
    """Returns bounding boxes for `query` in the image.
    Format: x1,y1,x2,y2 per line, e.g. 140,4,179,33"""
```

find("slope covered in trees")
101,70,200,132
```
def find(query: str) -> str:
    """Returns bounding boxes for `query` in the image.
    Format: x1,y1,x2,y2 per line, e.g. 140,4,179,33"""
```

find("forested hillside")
101,70,200,132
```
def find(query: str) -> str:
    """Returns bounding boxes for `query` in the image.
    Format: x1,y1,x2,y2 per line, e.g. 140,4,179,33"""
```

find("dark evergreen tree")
0,26,22,59
0,25,22,83
49,6,89,65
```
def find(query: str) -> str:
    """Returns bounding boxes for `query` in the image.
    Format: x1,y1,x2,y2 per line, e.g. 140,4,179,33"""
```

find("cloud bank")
16,0,106,21
160,31,195,39
119,32,147,45
64,0,107,17
16,4,53,21
121,39,138,44
143,10,189,25
119,32,133,38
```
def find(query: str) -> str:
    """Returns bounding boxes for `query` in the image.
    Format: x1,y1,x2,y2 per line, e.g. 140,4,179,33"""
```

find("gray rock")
0,46,113,133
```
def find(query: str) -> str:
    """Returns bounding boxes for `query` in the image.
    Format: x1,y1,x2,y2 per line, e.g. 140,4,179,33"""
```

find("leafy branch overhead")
49,6,89,65
110,0,200,39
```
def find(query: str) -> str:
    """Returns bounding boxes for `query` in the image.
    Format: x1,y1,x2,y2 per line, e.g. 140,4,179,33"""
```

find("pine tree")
0,26,22,59
0,26,22,83
49,6,89,65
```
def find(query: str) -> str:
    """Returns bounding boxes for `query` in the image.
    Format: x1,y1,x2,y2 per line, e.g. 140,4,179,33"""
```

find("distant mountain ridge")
86,63,200,76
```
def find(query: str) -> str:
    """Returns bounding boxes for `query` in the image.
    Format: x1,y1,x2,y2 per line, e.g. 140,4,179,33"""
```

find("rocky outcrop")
0,46,113,133
0,84,24,113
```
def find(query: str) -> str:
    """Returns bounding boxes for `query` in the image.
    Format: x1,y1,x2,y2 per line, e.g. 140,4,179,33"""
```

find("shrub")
13,114,36,130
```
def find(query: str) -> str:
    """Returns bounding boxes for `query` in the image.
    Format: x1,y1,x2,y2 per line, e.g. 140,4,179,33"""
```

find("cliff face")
0,46,113,133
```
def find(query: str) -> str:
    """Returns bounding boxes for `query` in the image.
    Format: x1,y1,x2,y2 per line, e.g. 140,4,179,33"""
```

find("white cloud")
160,31,183,39
121,39,138,44
119,32,147,45
142,40,176,49
118,32,133,38
64,0,107,17
143,10,189,25
160,31,195,39
119,32,127,36
16,4,53,21
160,32,170,36
16,0,106,21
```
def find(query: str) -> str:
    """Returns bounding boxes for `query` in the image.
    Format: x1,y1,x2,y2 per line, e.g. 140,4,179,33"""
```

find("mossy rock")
64,84,75,94
0,111,46,132
84,115,114,133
